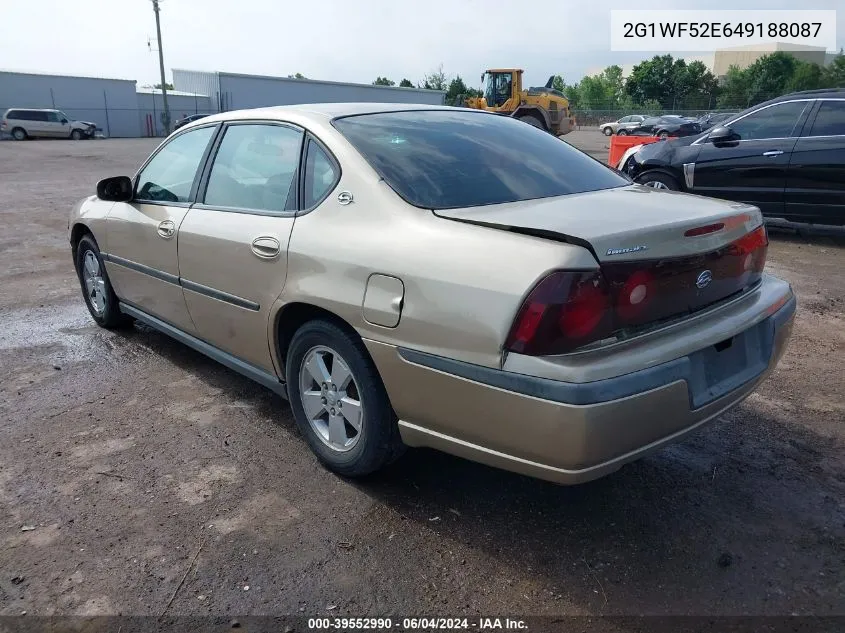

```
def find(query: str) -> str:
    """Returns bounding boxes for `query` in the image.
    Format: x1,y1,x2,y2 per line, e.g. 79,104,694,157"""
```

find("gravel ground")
0,136,843,621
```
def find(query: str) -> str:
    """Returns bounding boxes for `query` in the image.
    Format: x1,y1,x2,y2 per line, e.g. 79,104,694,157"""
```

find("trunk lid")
436,185,768,340
434,185,762,262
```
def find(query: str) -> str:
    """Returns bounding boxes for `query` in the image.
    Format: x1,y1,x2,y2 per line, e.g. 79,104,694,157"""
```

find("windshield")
333,110,628,210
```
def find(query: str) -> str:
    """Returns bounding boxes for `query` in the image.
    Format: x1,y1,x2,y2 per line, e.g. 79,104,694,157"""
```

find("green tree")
399,78,414,88
788,60,825,92
717,65,752,108
287,72,306,79
153,82,174,91
823,50,845,87
372,76,395,86
551,75,564,93
445,75,481,106
422,64,448,91
625,54,677,107
743,52,799,104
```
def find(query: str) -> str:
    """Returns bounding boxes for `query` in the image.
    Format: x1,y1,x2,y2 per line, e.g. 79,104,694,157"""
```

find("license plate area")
687,320,771,408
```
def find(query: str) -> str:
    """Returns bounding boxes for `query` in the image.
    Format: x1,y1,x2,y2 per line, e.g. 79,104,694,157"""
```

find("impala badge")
606,245,648,256
696,270,713,289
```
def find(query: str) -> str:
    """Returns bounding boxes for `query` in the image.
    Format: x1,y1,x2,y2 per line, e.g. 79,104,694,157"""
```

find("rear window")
333,110,627,210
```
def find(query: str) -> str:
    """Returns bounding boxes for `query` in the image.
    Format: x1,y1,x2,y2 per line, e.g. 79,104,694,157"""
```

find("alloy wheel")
298,345,364,452
82,250,107,315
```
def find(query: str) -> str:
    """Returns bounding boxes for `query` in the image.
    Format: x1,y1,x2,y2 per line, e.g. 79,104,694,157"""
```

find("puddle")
0,302,148,363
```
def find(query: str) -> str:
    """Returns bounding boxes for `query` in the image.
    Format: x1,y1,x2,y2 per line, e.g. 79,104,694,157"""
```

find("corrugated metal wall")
217,73,446,110
172,70,222,111
0,72,139,137
136,92,214,137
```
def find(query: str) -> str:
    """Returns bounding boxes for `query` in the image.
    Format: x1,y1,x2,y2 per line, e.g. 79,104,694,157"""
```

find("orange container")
608,135,660,166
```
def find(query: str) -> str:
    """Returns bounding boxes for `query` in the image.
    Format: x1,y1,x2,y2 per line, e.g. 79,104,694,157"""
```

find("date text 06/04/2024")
307,617,528,630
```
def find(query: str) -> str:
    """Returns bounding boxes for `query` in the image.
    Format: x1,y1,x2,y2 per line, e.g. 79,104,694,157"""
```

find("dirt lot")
0,136,843,622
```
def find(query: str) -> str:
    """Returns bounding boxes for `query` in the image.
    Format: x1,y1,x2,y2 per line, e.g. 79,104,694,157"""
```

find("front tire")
71,129,84,140
286,319,403,477
657,130,669,140
74,235,128,328
11,127,27,141
519,114,546,131
602,127,613,136
636,171,679,191
617,129,628,136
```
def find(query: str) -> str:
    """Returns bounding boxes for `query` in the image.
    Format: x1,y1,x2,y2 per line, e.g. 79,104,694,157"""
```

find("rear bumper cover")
365,278,795,485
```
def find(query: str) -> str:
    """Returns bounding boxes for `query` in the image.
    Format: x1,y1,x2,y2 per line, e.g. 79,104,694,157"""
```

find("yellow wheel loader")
462,69,575,136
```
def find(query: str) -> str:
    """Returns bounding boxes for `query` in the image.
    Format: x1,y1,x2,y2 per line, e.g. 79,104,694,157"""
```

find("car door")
177,122,338,373
784,99,845,226
28,111,50,137
104,124,218,333
691,100,813,216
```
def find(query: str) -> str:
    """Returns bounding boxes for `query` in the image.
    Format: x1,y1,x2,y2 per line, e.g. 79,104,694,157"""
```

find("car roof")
197,102,461,126
765,87,845,105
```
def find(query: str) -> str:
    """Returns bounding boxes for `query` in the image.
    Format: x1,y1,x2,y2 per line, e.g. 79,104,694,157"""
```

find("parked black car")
629,115,702,139
173,113,209,130
623,89,845,227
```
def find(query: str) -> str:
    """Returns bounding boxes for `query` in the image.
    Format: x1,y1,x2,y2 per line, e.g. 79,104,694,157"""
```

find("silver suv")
1,108,98,140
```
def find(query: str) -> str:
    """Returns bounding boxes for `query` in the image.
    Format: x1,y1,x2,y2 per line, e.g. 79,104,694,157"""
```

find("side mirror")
61,119,68,124
708,126,739,145
96,175,133,202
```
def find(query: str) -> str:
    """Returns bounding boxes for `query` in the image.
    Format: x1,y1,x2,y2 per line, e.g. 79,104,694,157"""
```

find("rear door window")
333,110,627,210
135,125,216,203
204,123,303,212
808,101,845,137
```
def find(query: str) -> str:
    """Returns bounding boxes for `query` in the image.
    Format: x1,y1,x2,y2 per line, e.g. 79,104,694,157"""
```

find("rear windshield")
333,110,628,210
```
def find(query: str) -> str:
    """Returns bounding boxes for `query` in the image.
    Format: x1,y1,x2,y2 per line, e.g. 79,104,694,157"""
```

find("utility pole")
151,0,171,135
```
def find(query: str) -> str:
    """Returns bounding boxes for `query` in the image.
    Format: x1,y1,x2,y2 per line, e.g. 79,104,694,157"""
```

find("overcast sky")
0,0,842,89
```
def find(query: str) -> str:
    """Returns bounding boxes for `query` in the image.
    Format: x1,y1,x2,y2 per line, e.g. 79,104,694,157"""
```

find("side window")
46,112,59,122
33,111,49,122
728,101,809,141
303,140,339,209
204,124,303,212
619,116,631,123
136,125,215,203
6,110,21,120
809,101,845,137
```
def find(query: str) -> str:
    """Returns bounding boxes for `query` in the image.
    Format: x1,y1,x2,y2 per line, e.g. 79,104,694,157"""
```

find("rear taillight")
505,225,769,356
729,224,768,273
505,271,612,355
0,120,6,129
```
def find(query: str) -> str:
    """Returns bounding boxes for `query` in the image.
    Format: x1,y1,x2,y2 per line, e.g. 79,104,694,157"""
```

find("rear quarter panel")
272,123,599,372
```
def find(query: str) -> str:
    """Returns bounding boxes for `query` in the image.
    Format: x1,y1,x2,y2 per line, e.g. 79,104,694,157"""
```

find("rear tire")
636,171,679,191
74,235,130,328
519,114,546,131
286,319,404,478
602,126,613,136
71,129,84,140
617,129,628,136
11,127,27,141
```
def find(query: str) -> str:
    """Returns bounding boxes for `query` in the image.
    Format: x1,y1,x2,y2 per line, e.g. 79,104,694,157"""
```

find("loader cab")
482,70,521,110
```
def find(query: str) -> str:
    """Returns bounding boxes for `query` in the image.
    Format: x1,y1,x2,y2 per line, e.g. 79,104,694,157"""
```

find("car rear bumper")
364,276,795,485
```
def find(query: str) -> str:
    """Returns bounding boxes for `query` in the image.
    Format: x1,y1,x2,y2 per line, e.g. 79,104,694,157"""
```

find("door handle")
762,150,784,157
251,236,281,259
157,220,176,239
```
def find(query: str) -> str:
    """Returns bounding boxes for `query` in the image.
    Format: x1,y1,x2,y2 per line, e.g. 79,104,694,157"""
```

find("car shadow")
350,404,845,614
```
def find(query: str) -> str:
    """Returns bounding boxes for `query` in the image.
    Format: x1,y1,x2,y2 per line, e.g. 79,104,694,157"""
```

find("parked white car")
1,108,98,140
600,115,645,136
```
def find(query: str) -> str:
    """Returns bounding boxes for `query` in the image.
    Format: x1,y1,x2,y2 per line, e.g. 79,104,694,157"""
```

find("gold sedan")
69,104,795,484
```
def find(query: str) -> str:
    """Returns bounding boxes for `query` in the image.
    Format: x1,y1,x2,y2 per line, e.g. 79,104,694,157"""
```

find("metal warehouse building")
172,69,445,112
136,88,213,137
0,70,140,138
